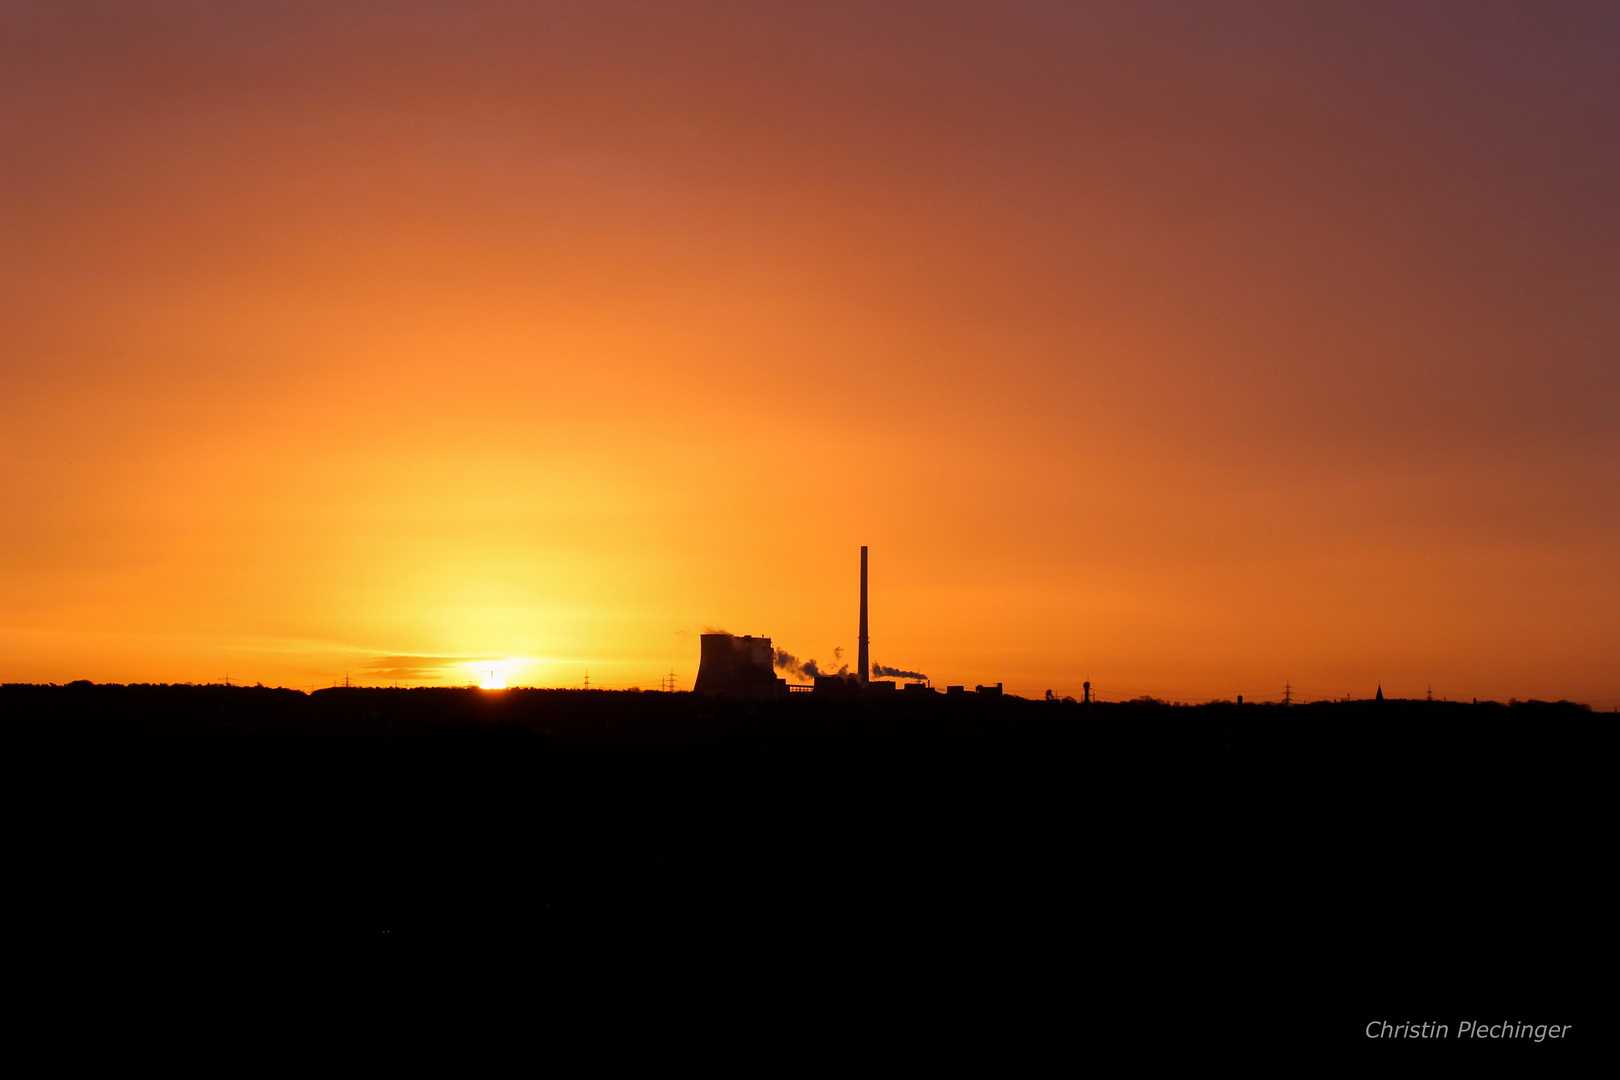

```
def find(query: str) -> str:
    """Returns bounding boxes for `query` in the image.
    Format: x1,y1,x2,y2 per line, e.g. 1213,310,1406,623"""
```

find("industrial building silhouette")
692,546,997,697
691,634,786,699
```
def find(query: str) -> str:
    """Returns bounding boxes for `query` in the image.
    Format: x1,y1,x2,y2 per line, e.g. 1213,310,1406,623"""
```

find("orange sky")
3,3,1617,703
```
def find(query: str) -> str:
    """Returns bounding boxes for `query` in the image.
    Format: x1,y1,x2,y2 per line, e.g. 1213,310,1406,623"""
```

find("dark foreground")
5,683,1613,1056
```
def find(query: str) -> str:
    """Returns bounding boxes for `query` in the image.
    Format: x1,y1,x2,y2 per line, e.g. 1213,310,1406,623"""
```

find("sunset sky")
3,2,1616,703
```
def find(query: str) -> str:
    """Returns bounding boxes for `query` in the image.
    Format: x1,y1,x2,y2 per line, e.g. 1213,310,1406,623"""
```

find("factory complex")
691,546,1003,699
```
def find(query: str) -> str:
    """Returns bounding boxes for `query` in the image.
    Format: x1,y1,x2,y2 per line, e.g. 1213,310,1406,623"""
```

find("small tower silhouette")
1083,680,1091,704
1282,681,1293,706
1375,684,1384,702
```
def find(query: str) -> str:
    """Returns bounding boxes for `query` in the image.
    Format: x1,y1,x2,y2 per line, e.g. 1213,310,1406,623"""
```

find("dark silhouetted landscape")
6,682,1611,1052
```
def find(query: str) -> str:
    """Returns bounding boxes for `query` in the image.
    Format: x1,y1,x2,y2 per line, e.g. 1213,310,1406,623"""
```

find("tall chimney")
858,545,869,685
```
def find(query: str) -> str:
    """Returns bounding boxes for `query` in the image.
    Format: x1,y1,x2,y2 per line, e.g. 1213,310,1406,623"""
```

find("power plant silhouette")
692,633,784,698
693,546,997,698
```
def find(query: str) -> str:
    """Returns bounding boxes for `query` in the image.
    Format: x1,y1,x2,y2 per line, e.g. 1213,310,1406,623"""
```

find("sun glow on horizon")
467,656,551,689
2,7,1615,704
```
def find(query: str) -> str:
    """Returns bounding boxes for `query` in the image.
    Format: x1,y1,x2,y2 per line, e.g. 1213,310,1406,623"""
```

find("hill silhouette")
4,682,1611,1052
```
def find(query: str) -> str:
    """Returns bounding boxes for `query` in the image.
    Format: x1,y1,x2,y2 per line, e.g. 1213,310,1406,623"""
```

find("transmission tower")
1282,681,1293,706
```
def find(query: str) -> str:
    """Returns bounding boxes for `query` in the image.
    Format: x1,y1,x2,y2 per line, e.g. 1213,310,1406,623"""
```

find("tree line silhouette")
4,681,1610,1052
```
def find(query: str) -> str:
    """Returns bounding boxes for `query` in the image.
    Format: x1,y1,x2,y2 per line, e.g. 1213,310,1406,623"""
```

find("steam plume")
873,663,928,682
775,649,848,681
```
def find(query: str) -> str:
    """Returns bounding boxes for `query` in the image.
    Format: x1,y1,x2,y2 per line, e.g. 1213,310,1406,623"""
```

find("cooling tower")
693,634,788,698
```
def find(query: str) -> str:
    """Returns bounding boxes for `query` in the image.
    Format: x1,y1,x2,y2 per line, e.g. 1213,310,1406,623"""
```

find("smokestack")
858,545,869,685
